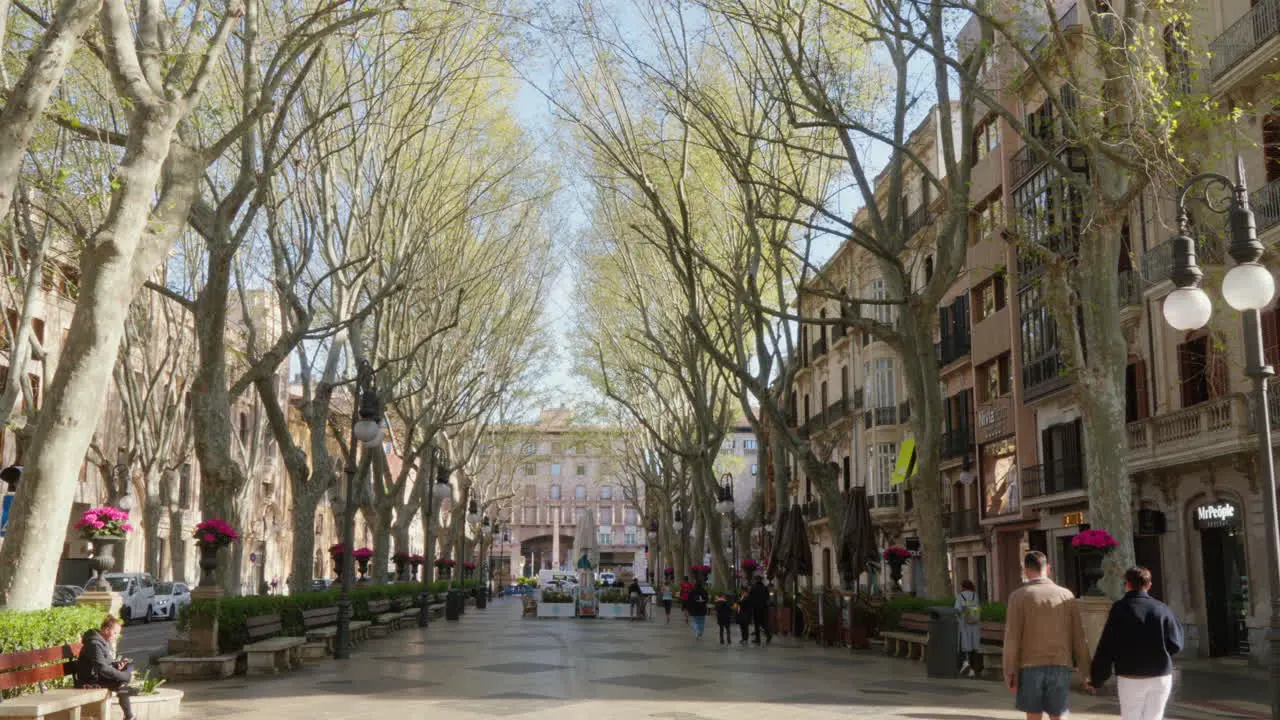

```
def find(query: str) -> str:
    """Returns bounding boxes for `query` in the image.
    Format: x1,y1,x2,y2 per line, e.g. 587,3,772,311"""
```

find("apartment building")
479,408,643,579
714,417,763,563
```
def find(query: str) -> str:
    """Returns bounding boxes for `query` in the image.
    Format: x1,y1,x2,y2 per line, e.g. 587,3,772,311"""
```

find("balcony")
1253,177,1280,235
1209,0,1280,80
870,490,900,510
975,397,1012,444
1016,222,1084,289
812,338,828,359
1022,348,1071,401
905,204,933,238
941,427,975,459
1141,232,1225,285
945,508,981,538
1027,3,1081,58
825,396,851,425
936,332,972,367
865,405,900,428
1022,459,1086,500
804,496,826,521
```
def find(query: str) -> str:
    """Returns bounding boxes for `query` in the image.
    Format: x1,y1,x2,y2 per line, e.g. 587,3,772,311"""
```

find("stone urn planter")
197,544,219,588
85,688,184,720
394,556,410,581
87,537,122,591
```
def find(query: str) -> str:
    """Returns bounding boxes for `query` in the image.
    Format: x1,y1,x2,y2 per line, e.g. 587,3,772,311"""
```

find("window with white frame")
868,442,897,495
551,463,561,476
743,439,758,450
599,505,613,523
865,358,897,409
523,443,536,455
550,485,561,500
524,463,536,476
862,278,894,326
751,463,759,475
626,508,639,525
600,486,612,500
624,527,638,545
575,485,587,500
598,527,613,545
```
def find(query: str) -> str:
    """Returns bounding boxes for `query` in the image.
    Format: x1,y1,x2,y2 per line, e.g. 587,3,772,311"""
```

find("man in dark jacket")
76,615,136,720
747,577,772,645
687,582,709,639
1089,566,1183,720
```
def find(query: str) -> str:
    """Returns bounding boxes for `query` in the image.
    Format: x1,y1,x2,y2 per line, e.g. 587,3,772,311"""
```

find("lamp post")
672,509,683,574
500,527,510,593
1162,156,1280,720
647,519,659,586
420,448,450,627
336,359,383,660
716,473,737,590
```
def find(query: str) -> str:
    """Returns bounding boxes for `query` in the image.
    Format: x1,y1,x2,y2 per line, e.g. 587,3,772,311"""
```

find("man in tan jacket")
1003,551,1091,720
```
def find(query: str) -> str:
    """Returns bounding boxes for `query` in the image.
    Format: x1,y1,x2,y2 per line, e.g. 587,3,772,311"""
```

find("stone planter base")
597,603,631,619
535,603,575,618
154,654,238,680
84,688,184,720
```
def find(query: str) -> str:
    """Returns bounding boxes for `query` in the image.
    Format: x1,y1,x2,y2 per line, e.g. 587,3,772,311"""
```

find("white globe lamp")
1222,262,1276,311
1162,287,1213,331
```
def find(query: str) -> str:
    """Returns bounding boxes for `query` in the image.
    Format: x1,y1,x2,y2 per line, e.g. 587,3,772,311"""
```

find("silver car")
150,581,191,620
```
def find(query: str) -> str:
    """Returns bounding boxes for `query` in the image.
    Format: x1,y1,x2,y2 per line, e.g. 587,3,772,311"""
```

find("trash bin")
926,606,961,678
446,589,464,620
475,586,488,609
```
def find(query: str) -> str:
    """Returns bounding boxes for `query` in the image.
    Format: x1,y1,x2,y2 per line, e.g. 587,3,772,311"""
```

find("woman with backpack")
955,579,983,677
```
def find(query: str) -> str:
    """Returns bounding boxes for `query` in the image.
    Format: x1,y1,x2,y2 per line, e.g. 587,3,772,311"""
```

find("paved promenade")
167,598,1266,720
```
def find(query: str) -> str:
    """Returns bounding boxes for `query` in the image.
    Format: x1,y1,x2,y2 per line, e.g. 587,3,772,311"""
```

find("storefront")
1192,499,1251,657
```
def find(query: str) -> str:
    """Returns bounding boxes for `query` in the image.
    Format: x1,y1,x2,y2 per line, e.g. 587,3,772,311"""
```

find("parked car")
598,572,617,587
52,585,83,607
310,578,334,592
150,582,191,620
104,572,156,623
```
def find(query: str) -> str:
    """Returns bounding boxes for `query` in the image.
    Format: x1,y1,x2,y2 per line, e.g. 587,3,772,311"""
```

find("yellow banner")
891,437,916,485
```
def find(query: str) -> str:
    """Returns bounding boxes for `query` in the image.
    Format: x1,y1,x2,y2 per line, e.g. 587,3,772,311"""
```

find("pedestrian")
748,576,772,645
735,587,752,645
1089,566,1183,720
75,615,137,720
714,592,734,644
629,578,644,620
661,584,674,623
688,580,709,639
679,576,693,624
955,579,984,678
1002,551,1090,720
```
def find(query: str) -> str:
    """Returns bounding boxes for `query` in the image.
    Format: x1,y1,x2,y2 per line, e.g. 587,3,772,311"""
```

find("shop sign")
1194,502,1239,530
1062,511,1086,528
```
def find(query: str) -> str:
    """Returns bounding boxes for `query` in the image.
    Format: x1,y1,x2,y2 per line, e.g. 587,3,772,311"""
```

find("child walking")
736,588,752,645
714,592,734,645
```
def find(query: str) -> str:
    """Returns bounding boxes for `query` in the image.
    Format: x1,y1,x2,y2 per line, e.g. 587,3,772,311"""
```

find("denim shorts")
1016,665,1073,716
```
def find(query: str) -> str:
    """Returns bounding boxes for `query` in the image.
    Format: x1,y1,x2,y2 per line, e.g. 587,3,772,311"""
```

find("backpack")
960,592,980,625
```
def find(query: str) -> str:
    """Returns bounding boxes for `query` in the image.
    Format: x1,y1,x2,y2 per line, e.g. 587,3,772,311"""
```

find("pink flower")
93,521,105,529
120,524,134,533
83,514,98,524
203,533,216,543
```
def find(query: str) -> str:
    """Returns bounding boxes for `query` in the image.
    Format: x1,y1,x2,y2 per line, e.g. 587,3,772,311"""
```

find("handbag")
961,592,981,625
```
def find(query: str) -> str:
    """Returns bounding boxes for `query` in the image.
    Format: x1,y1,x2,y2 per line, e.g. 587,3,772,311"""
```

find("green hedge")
882,596,1007,630
178,582,434,652
0,606,107,698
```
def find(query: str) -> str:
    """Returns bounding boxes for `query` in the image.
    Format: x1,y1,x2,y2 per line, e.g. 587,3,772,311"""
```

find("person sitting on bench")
76,615,137,720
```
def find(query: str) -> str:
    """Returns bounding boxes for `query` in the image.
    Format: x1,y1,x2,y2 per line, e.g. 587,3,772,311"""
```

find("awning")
891,438,916,485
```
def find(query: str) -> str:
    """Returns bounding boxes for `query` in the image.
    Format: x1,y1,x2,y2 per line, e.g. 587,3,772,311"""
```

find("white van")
104,572,156,623
537,570,578,588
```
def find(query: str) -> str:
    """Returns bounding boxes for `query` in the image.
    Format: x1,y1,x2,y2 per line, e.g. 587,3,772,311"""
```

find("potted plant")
353,547,373,580
435,558,456,579
690,564,712,583
536,588,576,618
741,558,760,582
408,554,424,581
462,561,477,579
1071,529,1119,596
329,543,347,580
393,552,412,581
883,546,911,593
597,587,630,618
116,670,184,720
76,506,135,591
192,518,238,588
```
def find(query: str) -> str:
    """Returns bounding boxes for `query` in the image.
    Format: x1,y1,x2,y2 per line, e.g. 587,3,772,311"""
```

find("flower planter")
598,603,631,619
85,688,184,720
87,538,122,591
536,602,575,618
356,557,370,581
197,544,219,589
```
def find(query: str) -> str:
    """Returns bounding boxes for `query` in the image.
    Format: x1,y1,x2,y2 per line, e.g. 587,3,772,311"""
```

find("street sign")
249,552,259,563
0,494,11,537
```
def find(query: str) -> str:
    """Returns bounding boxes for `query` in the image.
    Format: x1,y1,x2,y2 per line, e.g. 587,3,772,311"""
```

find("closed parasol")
837,487,878,589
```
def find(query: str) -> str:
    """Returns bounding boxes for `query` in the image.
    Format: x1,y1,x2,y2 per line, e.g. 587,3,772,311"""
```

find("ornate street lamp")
647,519,659,585
419,448,450,627
336,360,383,660
1162,156,1280,720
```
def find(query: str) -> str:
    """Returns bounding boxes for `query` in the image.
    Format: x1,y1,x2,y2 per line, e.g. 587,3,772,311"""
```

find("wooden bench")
0,643,111,719
367,600,401,637
301,607,339,660
881,612,930,661
242,614,304,676
975,621,1005,678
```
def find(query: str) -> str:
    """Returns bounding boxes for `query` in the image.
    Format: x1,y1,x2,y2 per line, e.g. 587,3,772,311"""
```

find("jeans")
1015,666,1073,717
718,622,731,643
691,615,706,636
1117,675,1173,720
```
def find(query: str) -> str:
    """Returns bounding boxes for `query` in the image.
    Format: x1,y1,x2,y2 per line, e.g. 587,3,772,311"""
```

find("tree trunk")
289,490,320,595
0,104,184,609
900,312,951,598
372,502,393,583
168,507,187,583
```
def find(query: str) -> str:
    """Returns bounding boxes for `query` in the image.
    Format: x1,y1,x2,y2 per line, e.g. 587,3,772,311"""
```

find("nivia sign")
1194,502,1239,530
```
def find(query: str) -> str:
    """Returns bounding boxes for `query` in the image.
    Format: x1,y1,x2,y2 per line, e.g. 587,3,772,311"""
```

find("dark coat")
1089,590,1184,687
76,630,130,689
747,581,770,617
687,586,710,616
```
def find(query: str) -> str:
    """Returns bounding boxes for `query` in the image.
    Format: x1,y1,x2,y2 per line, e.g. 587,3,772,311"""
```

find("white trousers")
1117,674,1174,720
